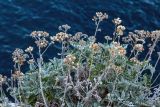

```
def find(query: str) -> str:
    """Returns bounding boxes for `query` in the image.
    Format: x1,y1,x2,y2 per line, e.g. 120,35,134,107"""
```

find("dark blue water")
0,0,160,75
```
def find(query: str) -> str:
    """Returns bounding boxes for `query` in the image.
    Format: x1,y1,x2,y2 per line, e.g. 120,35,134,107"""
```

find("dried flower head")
130,57,142,65
64,54,76,65
30,31,49,38
116,25,126,36
117,47,126,55
12,48,28,65
53,32,69,42
113,17,122,25
25,46,33,53
150,30,160,41
12,71,24,79
134,44,144,52
71,32,88,41
35,38,48,48
109,42,126,56
89,43,100,52
93,12,108,21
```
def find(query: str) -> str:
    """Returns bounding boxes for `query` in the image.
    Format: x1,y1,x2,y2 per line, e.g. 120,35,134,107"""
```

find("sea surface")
0,0,160,76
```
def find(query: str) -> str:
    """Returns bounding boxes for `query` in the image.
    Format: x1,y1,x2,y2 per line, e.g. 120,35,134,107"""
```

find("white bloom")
113,17,122,25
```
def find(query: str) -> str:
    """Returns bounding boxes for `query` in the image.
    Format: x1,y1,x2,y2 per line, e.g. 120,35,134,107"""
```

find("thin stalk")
151,55,160,86
118,36,120,44
129,48,134,58
144,51,150,61
38,47,48,107
147,37,158,61
42,43,52,56
17,65,22,105
11,70,16,105
61,41,64,74
83,62,112,103
17,80,22,105
88,53,94,80
134,51,139,58
94,20,100,37
151,71,160,86
29,52,38,66
113,25,117,41
0,85,4,106
138,37,159,80
154,54,160,68
61,70,70,107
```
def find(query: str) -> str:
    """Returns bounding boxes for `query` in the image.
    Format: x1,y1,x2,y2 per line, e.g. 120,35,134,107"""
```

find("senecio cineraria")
0,12,160,107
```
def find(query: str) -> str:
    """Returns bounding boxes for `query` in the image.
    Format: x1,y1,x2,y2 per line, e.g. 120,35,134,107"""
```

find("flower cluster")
116,25,126,36
130,57,142,65
12,71,24,79
63,54,76,65
109,42,126,56
12,48,28,65
35,38,48,48
89,43,100,52
30,31,49,38
50,32,69,42
112,17,122,25
30,31,49,48
92,12,108,21
112,17,126,36
134,44,144,52
150,30,160,41
127,30,160,43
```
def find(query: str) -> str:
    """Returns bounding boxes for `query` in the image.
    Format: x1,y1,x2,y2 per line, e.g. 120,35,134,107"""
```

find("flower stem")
38,47,48,107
